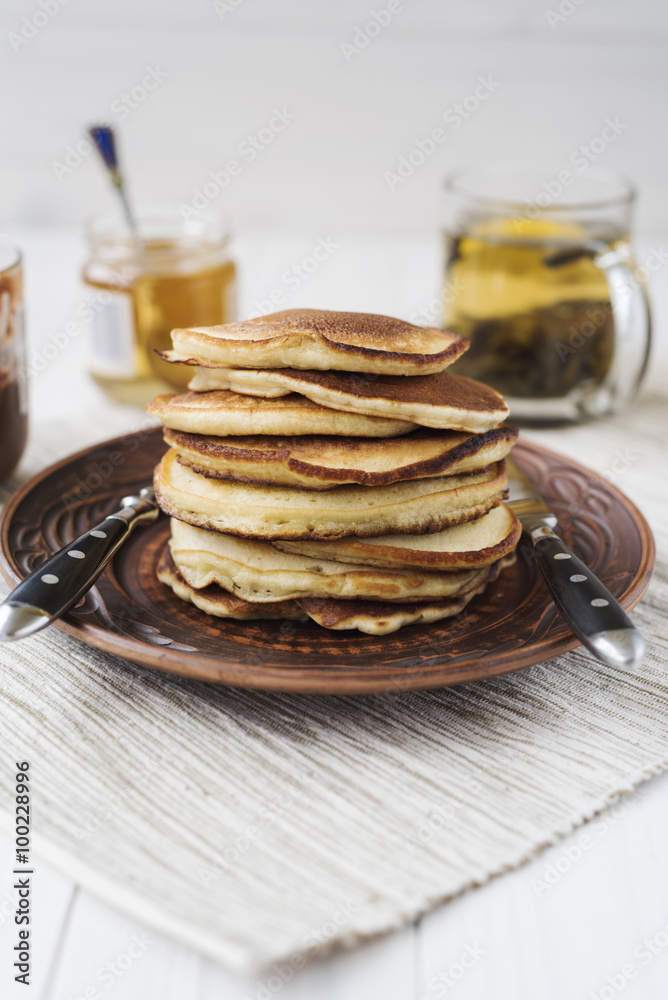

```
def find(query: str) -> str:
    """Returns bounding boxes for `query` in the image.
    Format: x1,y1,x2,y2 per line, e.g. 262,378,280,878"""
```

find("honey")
82,209,236,405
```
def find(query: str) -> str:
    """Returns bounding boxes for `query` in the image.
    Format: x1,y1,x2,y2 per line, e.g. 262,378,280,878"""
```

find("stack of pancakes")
147,309,521,634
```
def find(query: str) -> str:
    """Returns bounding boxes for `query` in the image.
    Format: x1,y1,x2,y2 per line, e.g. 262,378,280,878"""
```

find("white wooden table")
1,229,667,1000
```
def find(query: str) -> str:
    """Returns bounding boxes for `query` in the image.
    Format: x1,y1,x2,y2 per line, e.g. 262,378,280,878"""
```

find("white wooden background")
0,0,667,234
2,770,668,1000
1,2,668,995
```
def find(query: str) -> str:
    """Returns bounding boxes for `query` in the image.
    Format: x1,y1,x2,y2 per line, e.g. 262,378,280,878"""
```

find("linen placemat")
0,391,666,973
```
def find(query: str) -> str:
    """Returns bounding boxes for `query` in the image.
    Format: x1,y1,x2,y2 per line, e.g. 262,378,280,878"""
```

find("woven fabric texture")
0,391,666,973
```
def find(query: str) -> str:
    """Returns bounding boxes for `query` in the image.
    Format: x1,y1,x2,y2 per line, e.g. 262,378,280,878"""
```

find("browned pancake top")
176,309,467,361
163,424,517,462
164,426,457,457
297,592,471,626
265,369,506,412
149,390,313,413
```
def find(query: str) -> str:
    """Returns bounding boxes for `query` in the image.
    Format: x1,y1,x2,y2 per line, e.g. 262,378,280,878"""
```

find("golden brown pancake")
154,449,508,539
165,308,468,375
300,554,515,633
184,368,508,433
158,542,515,634
156,547,307,621
146,390,416,438
273,503,521,570
164,425,517,490
168,519,492,603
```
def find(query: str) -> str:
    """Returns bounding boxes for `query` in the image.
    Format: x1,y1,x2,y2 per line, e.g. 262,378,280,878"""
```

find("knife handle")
529,530,645,670
0,490,158,642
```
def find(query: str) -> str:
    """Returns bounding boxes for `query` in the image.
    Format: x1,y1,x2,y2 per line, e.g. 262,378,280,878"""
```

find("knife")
0,488,158,642
507,457,645,670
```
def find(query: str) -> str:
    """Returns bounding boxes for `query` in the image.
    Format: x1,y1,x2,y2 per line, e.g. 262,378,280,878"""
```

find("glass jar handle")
545,240,652,417
589,241,651,415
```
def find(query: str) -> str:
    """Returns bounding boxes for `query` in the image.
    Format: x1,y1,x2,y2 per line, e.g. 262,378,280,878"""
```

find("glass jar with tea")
82,207,236,405
442,164,651,423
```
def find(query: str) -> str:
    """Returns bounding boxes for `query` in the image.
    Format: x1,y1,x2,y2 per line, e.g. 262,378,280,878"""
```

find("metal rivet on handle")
591,598,609,607
90,530,107,539
68,550,85,559
570,574,587,582
41,574,59,584
554,553,571,560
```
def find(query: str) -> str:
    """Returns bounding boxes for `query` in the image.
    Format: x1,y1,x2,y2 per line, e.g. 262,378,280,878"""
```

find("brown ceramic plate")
0,428,654,694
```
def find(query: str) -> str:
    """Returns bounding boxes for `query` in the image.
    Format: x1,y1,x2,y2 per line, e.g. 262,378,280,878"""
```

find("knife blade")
506,457,645,671
0,487,159,642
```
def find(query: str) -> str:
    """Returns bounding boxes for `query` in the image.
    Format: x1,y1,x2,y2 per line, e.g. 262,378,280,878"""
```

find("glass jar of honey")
82,207,237,405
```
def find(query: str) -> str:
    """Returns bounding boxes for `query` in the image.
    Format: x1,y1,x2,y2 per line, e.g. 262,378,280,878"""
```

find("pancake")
300,554,515,633
154,449,508,539
273,503,521,570
184,368,508,433
165,308,468,375
156,547,307,621
159,547,514,634
164,424,518,490
146,391,415,438
168,519,491,603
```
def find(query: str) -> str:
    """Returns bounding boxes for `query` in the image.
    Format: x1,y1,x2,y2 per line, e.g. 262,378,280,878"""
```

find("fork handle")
0,492,158,642
529,529,645,670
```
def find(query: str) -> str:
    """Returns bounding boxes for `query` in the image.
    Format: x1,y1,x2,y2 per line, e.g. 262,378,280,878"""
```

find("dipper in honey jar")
86,125,237,405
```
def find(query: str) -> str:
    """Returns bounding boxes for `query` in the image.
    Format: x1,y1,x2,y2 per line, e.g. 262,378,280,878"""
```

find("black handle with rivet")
529,530,645,670
0,488,158,642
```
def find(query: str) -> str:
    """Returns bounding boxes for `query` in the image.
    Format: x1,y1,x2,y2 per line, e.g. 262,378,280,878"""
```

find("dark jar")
0,243,28,482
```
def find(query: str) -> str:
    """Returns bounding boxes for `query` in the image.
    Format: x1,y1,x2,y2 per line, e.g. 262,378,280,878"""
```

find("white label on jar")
86,289,137,378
